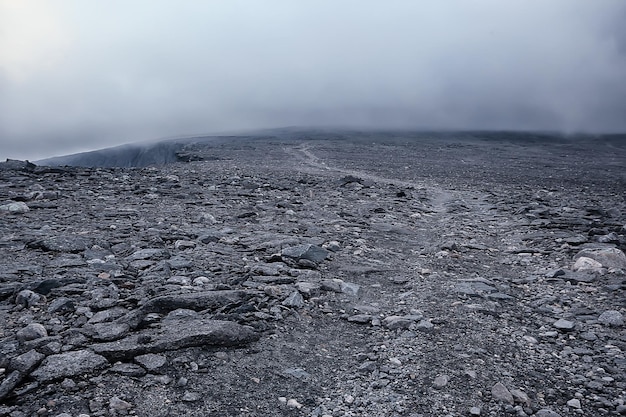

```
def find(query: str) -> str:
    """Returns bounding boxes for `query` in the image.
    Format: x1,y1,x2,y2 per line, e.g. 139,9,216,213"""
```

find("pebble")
469,406,481,415
182,391,201,402
553,319,575,331
567,398,582,409
286,399,303,409
433,375,449,388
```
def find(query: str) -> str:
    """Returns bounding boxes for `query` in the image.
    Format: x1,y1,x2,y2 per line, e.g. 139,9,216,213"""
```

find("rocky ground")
1,134,625,417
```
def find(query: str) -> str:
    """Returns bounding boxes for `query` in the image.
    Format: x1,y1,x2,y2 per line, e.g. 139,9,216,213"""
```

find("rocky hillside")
1,135,625,417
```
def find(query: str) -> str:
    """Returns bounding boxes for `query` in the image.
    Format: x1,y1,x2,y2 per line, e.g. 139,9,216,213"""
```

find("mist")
1,0,626,160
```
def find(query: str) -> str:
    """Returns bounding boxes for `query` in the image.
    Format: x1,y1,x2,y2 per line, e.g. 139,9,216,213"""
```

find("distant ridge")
33,129,626,168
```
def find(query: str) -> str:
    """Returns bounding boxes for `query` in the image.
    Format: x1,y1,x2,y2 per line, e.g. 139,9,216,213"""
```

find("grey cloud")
1,0,625,160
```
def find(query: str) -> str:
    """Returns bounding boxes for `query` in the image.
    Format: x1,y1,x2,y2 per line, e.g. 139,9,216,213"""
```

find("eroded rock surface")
1,134,625,416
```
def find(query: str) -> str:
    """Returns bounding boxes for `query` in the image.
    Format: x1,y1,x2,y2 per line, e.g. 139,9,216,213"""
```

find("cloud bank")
1,0,625,160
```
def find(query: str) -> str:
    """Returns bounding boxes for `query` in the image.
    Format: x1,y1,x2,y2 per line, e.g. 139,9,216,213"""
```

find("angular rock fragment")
14,290,43,308
92,318,259,361
574,247,626,269
597,310,624,326
281,244,329,263
134,353,167,372
119,289,257,329
553,318,575,331
0,202,30,214
10,350,45,373
28,235,92,253
16,323,48,342
282,291,304,308
572,256,603,273
491,382,514,404
31,350,109,382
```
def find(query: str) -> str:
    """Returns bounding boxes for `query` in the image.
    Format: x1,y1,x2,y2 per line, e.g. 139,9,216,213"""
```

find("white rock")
0,201,29,214
574,247,626,269
572,256,603,272
286,398,303,409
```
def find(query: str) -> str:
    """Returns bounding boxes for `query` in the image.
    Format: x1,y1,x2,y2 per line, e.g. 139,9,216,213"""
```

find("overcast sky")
1,1,625,160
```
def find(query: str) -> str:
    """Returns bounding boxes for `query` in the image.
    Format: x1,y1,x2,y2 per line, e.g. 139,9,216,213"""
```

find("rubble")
0,134,624,416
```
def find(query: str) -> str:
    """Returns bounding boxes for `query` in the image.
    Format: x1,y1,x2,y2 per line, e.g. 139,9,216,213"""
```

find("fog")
1,0,625,160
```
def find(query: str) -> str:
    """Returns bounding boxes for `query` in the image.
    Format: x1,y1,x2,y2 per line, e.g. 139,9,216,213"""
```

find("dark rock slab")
28,235,92,253
30,350,109,382
281,244,330,263
140,289,255,315
92,318,259,361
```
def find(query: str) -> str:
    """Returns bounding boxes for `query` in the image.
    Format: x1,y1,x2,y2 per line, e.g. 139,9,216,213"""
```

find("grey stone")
491,382,514,404
566,398,581,409
553,318,575,331
281,244,329,263
15,290,43,307
91,322,130,342
455,280,497,295
88,308,127,324
47,297,75,314
560,271,596,284
534,409,562,417
125,290,254,328
182,391,201,402
597,310,624,326
340,281,360,296
0,202,29,214
134,353,167,371
110,362,146,377
294,282,321,297
510,389,531,407
126,248,170,261
357,361,377,373
348,314,372,324
0,370,22,401
16,323,47,342
29,235,91,253
433,375,449,388
283,368,311,379
164,309,199,321
109,396,132,411
469,406,481,416
282,291,305,308
92,318,259,361
415,319,435,331
10,349,45,373
572,257,603,273
574,247,626,269
320,279,344,293
31,350,109,382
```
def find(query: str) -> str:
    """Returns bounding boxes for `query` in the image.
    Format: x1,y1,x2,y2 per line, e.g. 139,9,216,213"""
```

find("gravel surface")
1,133,625,416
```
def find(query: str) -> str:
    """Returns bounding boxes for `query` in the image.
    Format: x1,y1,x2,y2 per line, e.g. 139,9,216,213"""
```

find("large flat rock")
92,318,259,361
31,350,109,382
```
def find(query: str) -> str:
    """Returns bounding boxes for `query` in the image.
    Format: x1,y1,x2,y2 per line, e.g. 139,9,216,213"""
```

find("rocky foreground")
1,134,625,417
